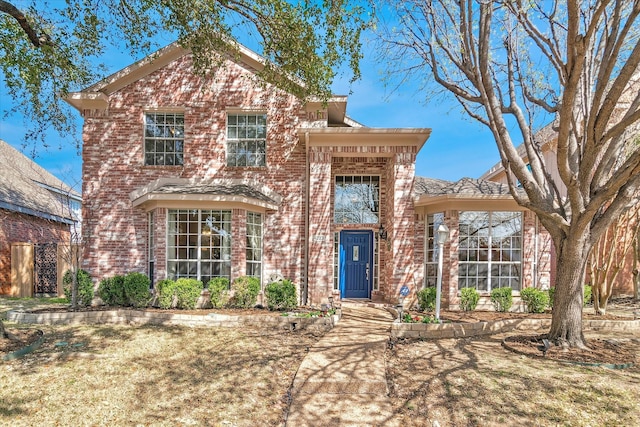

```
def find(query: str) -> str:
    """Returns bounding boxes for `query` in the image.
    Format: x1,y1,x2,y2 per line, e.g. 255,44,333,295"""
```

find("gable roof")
0,140,80,224
64,41,356,126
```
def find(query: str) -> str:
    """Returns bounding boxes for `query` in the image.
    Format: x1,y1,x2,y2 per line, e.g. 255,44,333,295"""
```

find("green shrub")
208,277,230,308
174,278,203,309
231,276,261,308
459,287,480,311
417,287,437,312
546,286,591,309
547,287,555,309
520,287,550,313
584,284,592,306
490,287,513,312
98,275,126,306
123,272,151,308
63,269,94,306
156,279,176,309
264,279,297,311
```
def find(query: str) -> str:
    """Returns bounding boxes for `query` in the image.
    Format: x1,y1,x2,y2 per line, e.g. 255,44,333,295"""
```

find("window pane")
227,113,267,167
334,176,380,224
144,113,184,166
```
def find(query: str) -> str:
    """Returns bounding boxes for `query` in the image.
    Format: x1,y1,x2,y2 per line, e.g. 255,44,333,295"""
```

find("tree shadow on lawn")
386,335,640,426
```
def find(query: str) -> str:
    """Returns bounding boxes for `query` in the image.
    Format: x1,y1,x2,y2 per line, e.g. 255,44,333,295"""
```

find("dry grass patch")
387,334,640,426
1,322,320,426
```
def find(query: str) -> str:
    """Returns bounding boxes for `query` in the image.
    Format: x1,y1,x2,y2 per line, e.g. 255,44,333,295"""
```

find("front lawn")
0,322,318,426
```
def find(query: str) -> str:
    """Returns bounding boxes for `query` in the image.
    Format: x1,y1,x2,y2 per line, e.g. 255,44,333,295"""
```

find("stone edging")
7,309,341,332
391,318,640,339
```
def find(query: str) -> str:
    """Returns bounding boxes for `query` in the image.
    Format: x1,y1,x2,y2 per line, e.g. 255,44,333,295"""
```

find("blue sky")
0,31,501,192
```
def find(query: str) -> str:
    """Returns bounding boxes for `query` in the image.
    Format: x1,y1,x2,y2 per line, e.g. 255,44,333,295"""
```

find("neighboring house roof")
0,139,81,224
413,176,524,212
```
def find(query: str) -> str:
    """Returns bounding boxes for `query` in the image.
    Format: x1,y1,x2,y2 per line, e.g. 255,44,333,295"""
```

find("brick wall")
0,208,70,294
81,54,308,287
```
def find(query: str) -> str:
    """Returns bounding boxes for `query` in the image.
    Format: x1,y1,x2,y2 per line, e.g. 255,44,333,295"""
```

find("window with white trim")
246,212,263,280
458,211,522,292
226,113,267,167
167,209,231,286
425,213,445,287
334,176,380,224
144,112,184,166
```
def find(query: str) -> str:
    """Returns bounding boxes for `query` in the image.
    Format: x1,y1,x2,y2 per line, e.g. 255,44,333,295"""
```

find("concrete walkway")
286,304,399,427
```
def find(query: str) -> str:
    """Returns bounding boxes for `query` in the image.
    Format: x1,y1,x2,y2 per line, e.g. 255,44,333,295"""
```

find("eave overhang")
299,127,432,154
413,194,524,214
130,178,281,212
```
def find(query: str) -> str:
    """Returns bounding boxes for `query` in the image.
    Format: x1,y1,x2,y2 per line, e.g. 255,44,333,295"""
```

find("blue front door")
340,230,373,299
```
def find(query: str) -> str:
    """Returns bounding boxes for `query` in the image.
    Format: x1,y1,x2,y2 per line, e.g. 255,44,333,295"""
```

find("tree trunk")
593,285,609,315
548,235,590,348
0,319,7,339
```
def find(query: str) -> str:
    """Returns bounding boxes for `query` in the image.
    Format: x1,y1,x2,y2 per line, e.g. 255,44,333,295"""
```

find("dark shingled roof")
154,183,278,205
0,139,80,223
414,176,515,197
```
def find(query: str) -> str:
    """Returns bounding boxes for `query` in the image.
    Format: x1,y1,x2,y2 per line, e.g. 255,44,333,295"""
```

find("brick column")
231,209,247,281
389,151,418,302
307,149,333,305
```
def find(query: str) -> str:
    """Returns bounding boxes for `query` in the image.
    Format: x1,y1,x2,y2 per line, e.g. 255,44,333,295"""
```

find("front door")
340,230,373,299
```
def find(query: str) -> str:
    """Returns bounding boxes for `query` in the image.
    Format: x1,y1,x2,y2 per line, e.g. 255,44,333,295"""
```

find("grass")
386,335,640,426
0,321,319,426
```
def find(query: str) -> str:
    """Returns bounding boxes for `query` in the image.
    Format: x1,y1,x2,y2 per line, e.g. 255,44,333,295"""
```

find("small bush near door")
520,287,550,313
265,279,297,311
230,276,261,308
123,272,151,308
63,269,94,306
459,287,480,311
98,275,126,306
417,287,437,312
490,287,513,312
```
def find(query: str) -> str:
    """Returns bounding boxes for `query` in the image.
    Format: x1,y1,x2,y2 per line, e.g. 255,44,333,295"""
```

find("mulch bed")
428,310,629,323
502,334,640,367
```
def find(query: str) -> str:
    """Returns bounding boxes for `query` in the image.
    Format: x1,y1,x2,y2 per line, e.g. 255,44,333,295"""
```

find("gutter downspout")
303,131,310,305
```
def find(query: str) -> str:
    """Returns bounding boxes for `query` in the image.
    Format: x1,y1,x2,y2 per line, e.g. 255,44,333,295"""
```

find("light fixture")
435,223,450,322
378,224,388,240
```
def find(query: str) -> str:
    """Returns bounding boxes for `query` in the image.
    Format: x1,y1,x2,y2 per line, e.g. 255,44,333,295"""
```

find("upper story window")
334,176,380,224
226,113,267,167
144,112,184,166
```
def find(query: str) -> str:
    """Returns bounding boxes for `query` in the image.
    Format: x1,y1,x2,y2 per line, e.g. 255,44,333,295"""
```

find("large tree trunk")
548,235,590,348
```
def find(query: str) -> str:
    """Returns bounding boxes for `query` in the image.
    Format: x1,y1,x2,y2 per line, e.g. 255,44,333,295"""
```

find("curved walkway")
286,304,398,427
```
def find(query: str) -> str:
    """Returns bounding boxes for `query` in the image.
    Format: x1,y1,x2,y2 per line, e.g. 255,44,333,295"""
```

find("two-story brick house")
66,42,551,308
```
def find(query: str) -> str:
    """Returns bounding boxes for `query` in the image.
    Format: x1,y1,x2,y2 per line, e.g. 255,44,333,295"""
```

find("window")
246,212,263,280
167,209,231,286
144,112,184,166
227,113,267,167
458,211,522,292
425,213,445,287
334,176,380,224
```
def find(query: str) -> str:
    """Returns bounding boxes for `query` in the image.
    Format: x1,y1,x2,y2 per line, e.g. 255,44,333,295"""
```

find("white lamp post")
435,223,450,322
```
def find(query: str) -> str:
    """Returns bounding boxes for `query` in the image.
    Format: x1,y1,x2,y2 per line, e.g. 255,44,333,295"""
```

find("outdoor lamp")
378,224,388,240
435,223,450,322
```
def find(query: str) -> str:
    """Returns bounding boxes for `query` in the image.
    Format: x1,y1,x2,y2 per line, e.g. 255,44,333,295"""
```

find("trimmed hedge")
208,277,230,308
417,287,437,312
459,287,479,311
156,278,203,309
490,287,513,312
230,276,261,308
98,275,126,306
264,279,297,311
520,287,549,313
63,269,94,306
123,272,151,308
156,279,176,309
